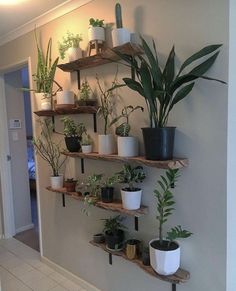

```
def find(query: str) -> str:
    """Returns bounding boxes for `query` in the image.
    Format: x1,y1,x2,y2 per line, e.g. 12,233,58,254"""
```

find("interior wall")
4,69,32,232
0,1,229,291
0,177,3,238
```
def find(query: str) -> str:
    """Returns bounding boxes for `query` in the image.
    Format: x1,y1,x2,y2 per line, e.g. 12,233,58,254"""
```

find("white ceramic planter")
56,90,74,105
149,239,180,275
35,92,52,110
88,27,105,42
112,28,130,47
98,134,114,155
117,136,138,157
67,47,82,62
121,189,142,210
82,144,92,153
50,175,63,189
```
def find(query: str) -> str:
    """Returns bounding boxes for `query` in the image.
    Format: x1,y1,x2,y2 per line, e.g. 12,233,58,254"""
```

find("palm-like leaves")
114,37,226,127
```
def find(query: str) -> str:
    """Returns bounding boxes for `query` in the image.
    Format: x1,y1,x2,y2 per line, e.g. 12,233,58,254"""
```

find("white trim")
41,256,101,291
0,0,94,46
16,223,34,234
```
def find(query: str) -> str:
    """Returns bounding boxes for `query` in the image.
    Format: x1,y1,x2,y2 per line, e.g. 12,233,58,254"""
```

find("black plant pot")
142,249,150,266
142,127,176,160
93,233,105,244
101,187,114,203
65,136,81,152
105,229,124,250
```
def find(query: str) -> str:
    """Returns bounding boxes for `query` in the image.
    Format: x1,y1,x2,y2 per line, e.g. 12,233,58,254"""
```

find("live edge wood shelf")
90,241,190,286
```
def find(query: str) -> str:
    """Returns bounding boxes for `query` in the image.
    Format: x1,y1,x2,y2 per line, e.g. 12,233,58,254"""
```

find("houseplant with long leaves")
114,36,225,160
149,169,192,275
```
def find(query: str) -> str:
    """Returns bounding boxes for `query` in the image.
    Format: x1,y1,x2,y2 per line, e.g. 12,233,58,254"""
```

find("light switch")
12,131,19,141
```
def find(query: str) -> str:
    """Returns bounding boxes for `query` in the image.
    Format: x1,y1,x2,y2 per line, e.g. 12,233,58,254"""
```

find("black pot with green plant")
101,174,120,203
114,37,225,160
61,117,86,152
102,215,126,250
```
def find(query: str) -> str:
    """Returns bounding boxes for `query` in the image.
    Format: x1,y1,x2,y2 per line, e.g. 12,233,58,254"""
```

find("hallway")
0,239,88,291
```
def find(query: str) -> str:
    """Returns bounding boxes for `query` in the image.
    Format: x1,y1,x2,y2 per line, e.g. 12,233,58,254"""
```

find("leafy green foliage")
114,37,225,128
154,169,192,247
80,80,91,101
110,105,144,137
61,117,86,137
32,119,66,176
102,215,126,234
58,31,83,59
89,18,104,27
117,164,146,190
81,132,92,146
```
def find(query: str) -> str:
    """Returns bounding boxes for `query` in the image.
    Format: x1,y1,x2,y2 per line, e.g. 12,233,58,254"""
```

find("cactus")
115,3,123,28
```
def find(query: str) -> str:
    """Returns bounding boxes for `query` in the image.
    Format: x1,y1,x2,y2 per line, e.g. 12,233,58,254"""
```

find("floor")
0,238,88,291
14,190,40,252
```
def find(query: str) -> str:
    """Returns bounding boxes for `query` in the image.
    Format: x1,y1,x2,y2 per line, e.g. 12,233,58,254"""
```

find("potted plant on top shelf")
112,3,131,47
88,18,105,43
110,105,143,157
116,164,146,210
149,169,192,275
33,119,66,189
102,215,126,251
58,31,83,62
114,36,226,160
61,117,86,152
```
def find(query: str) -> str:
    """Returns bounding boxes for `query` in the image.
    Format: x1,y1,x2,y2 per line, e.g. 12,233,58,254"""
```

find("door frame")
0,57,43,255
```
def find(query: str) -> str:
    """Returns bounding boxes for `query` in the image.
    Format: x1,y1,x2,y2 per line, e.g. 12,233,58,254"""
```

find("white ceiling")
0,0,69,39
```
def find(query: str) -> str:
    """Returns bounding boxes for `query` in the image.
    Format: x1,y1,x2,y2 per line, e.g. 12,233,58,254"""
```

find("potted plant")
110,105,143,157
125,239,141,260
100,174,120,203
78,80,97,106
88,18,105,43
61,117,86,152
93,233,105,244
58,31,83,62
102,215,126,251
112,3,131,47
33,119,66,188
81,132,93,153
114,37,225,160
56,90,75,109
149,169,192,275
96,74,118,155
64,178,77,192
116,164,146,210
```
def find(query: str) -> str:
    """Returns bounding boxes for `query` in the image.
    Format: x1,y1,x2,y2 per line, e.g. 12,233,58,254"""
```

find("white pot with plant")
58,31,83,62
81,132,93,153
56,90,75,109
112,3,130,47
110,105,143,157
149,169,192,275
116,164,146,210
88,18,105,43
33,119,66,189
97,74,118,155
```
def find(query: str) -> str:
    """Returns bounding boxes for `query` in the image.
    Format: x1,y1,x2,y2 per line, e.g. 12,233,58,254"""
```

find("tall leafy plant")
114,37,226,128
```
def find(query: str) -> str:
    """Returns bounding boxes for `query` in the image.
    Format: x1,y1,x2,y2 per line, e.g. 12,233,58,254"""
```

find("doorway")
0,60,41,253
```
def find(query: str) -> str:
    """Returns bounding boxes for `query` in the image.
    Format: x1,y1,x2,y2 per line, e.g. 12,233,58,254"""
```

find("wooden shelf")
62,152,188,170
34,106,98,117
89,241,190,285
57,43,143,72
47,187,148,217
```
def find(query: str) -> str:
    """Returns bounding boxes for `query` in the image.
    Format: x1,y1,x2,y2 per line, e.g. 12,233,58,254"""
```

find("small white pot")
82,144,92,154
35,92,52,110
117,136,138,157
149,239,180,275
121,189,142,210
98,134,115,155
50,175,64,189
112,28,131,47
67,47,82,62
56,90,74,105
88,27,105,42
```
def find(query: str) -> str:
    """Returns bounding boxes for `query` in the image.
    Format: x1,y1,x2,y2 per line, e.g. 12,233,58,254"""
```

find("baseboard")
16,223,34,233
41,256,101,291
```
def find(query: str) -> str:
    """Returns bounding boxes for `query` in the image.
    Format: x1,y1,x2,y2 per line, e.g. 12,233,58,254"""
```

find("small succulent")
89,18,104,27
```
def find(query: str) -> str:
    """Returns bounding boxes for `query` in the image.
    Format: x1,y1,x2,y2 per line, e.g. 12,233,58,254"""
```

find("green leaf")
189,51,220,76
123,78,144,97
169,82,195,111
163,46,175,89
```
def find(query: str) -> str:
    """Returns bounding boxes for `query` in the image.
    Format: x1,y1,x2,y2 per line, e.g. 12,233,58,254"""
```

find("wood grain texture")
62,151,188,170
34,106,97,117
57,42,143,72
90,241,190,284
46,187,148,217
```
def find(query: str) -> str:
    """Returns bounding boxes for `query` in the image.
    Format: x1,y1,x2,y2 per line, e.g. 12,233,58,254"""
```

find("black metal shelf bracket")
81,158,85,174
134,216,139,231
172,284,176,291
77,70,81,90
109,253,112,265
62,193,65,207
93,113,97,133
